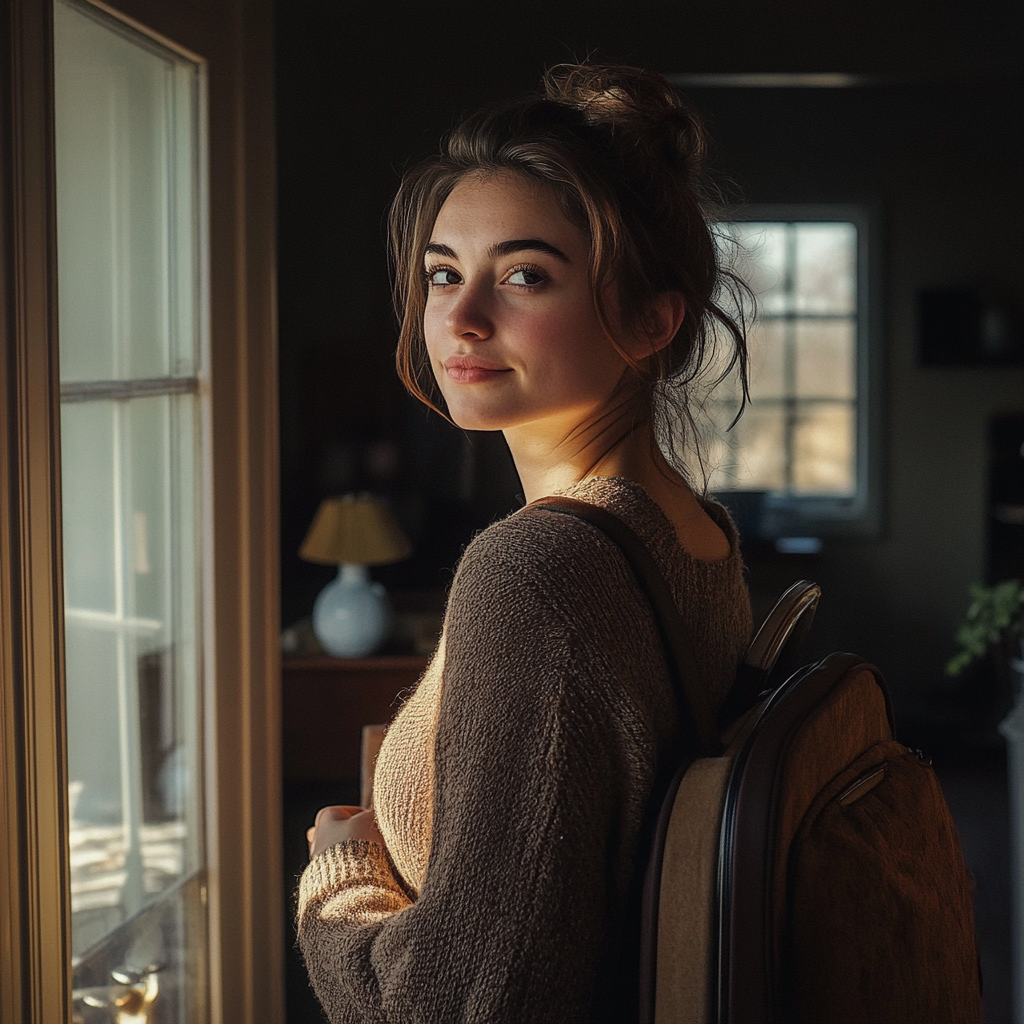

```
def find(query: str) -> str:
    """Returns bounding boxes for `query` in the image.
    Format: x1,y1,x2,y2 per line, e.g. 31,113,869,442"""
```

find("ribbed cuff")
298,840,397,915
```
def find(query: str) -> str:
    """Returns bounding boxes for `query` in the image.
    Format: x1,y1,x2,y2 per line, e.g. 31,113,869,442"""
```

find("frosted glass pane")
54,0,199,382
747,318,787,400
794,223,856,315
795,319,856,398
61,402,117,611
729,222,789,315
792,402,855,494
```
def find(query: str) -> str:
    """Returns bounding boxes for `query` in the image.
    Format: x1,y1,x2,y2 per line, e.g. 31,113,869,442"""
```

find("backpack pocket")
782,740,981,1024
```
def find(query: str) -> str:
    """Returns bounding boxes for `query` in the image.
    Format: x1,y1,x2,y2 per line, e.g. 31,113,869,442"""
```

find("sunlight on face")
423,170,628,436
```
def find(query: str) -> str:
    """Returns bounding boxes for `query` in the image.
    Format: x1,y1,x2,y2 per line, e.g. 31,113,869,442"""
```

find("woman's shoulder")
457,476,740,580
455,496,626,588
449,475,747,623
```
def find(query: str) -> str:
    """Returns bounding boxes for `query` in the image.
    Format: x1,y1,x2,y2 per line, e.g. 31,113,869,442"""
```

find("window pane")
794,319,856,399
794,223,857,315
723,403,788,490
61,402,117,612
63,394,201,960
728,222,790,315
747,318,787,400
705,426,737,494
126,397,172,622
792,401,855,494
54,0,199,382
66,626,122,830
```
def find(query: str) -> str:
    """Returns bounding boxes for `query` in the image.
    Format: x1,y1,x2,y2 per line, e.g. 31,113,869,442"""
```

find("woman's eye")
506,267,545,287
426,267,461,287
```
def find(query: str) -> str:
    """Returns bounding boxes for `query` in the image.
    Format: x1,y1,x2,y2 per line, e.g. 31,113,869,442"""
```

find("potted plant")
947,578,1024,682
949,579,1024,1017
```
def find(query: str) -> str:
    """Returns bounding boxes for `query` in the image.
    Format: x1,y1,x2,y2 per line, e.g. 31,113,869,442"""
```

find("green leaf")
946,579,1024,677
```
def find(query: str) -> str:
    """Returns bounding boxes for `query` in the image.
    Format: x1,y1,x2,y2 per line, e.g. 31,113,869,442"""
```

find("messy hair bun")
543,63,707,181
390,62,750,486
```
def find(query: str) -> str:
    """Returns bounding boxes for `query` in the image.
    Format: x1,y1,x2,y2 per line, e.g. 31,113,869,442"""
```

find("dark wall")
275,0,1024,737
689,81,1024,744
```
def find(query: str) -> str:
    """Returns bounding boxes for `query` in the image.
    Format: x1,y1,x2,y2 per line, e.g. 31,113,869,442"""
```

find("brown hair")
388,63,751,484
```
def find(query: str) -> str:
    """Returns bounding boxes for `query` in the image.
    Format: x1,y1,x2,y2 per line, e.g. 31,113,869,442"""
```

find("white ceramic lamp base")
312,564,389,658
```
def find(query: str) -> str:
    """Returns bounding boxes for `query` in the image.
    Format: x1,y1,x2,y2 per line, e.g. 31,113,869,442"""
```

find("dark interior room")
274,2,1023,1020
7,0,1021,1017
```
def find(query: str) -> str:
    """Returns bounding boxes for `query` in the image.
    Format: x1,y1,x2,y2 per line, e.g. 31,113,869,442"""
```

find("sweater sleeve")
296,521,658,1024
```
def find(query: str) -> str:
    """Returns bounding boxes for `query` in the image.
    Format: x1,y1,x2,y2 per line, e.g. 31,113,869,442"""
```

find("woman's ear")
631,290,686,358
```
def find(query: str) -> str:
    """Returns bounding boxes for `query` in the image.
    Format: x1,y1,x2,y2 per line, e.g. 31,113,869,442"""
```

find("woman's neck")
505,416,673,505
505,418,732,561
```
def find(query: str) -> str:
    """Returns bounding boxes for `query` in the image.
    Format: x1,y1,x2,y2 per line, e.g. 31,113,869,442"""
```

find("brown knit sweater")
297,476,752,1024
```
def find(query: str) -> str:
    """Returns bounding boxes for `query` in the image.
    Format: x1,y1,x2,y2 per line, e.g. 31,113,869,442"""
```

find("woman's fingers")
314,804,363,827
307,805,370,858
307,806,384,859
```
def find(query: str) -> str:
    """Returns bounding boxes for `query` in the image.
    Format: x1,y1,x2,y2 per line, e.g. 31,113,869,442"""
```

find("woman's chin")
446,406,512,433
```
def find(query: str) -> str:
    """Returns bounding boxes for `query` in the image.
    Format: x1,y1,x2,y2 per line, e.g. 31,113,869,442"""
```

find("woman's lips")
443,357,512,384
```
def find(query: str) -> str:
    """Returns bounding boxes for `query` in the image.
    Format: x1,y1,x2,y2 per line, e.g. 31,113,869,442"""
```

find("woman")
299,63,753,1024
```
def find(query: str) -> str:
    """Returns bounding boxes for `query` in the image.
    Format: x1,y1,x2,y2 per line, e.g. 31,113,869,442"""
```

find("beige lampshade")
299,493,412,566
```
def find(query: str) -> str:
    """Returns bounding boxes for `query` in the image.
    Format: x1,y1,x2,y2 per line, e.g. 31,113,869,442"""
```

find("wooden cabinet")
281,655,428,786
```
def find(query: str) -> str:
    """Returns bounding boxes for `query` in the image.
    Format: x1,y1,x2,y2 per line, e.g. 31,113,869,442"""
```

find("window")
54,0,207,1013
709,205,880,538
1,0,280,1015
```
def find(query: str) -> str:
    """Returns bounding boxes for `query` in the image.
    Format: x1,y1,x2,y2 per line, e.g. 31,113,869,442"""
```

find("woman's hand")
307,805,384,859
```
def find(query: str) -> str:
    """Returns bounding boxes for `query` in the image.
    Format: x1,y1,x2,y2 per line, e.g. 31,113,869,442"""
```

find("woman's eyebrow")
424,242,456,259
423,239,571,263
489,238,571,263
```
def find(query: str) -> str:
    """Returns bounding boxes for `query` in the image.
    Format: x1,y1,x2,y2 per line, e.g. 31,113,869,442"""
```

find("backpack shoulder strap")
529,495,722,757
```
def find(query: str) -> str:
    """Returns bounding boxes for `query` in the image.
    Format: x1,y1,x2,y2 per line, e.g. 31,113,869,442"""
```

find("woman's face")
423,170,629,436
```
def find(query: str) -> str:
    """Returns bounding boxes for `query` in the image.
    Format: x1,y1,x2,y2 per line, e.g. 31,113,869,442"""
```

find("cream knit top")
297,477,752,1024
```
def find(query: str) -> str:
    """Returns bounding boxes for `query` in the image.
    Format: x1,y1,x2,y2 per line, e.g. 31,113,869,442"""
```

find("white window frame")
718,202,883,538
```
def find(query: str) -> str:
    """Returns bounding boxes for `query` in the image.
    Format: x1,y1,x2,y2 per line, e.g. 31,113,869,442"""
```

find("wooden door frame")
0,0,70,1018
0,0,282,1019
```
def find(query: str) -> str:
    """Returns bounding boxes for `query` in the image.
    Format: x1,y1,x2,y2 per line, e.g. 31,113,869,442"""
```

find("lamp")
299,493,412,657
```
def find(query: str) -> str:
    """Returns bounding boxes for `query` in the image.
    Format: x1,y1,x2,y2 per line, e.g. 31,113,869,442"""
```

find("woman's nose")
445,284,493,341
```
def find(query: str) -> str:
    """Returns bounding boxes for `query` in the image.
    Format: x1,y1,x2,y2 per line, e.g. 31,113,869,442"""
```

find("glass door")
53,1,208,1019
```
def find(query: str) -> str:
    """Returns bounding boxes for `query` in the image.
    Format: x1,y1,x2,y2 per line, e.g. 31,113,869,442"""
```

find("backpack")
535,496,982,1024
